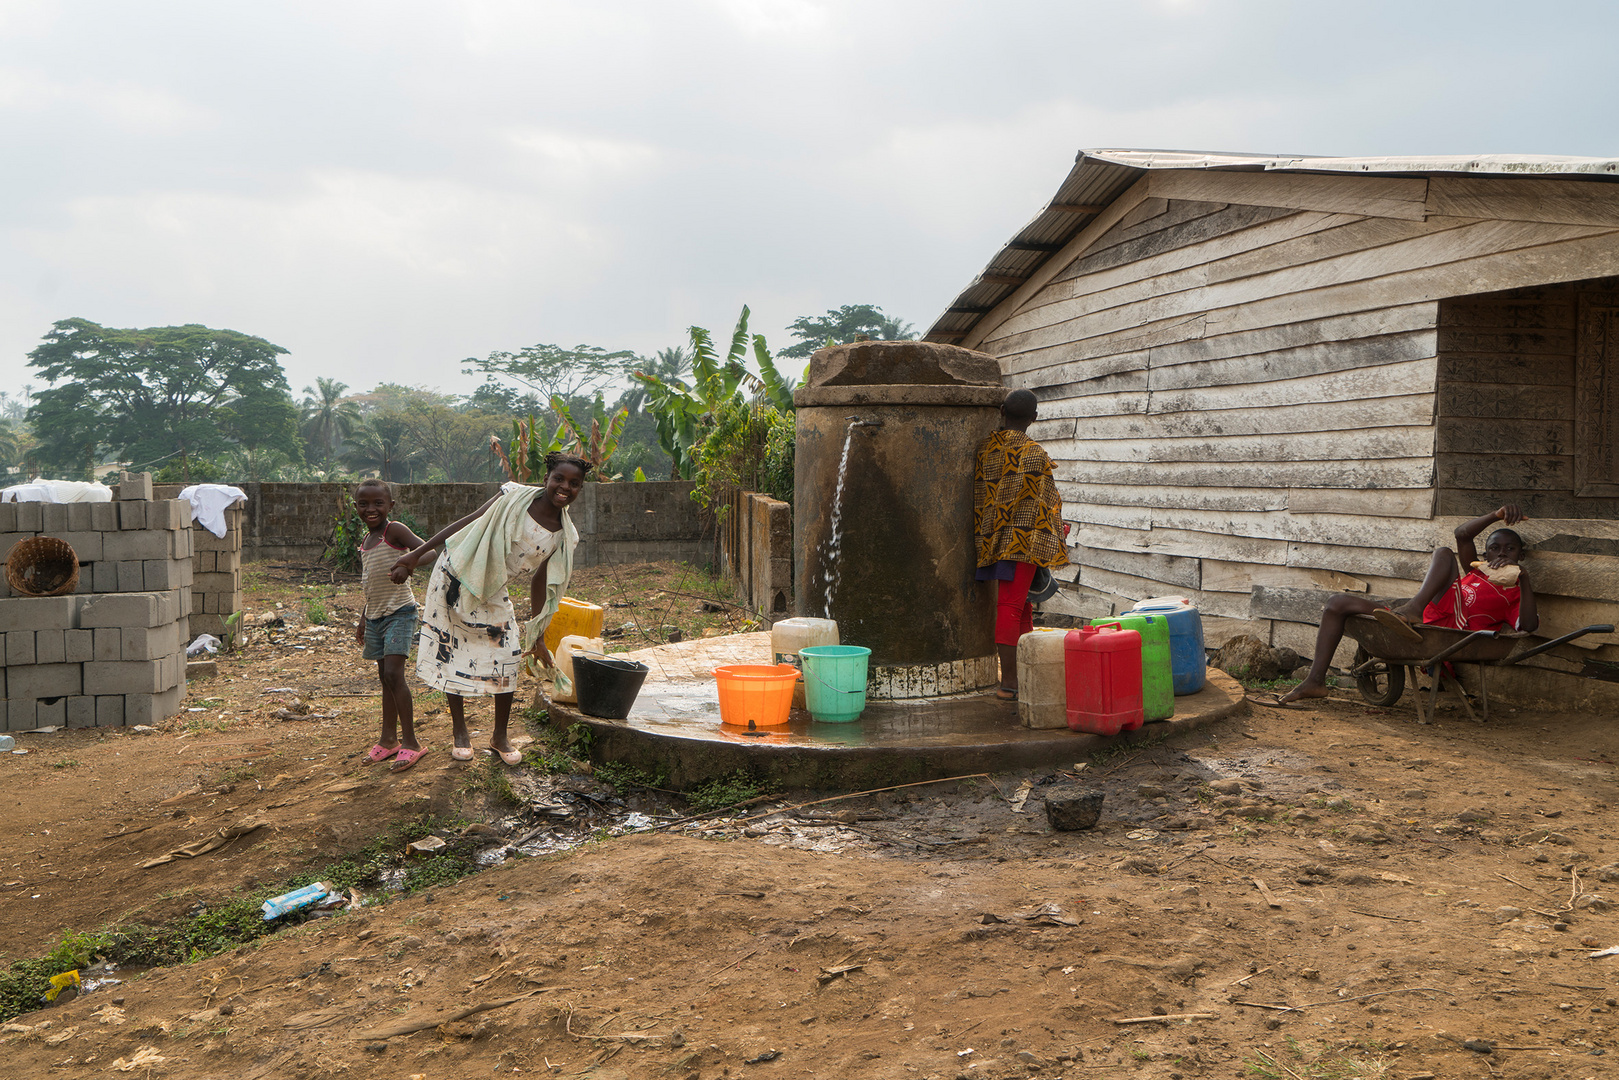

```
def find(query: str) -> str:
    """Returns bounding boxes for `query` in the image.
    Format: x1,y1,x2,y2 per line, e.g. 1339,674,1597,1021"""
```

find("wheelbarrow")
1341,615,1616,722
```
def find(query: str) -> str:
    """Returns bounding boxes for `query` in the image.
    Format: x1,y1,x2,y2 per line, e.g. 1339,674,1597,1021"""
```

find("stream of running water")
819,421,860,617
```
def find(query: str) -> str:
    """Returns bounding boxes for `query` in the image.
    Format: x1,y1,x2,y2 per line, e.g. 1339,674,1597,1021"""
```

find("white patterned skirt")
415,555,522,696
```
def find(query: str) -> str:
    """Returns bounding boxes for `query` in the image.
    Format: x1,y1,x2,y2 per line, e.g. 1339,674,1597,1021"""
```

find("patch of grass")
219,765,259,784
1244,1036,1389,1078
461,756,518,804
48,758,80,770
595,761,669,792
686,769,777,812
303,598,330,625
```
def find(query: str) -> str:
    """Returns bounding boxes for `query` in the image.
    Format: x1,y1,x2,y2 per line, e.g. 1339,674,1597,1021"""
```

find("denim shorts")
363,604,419,660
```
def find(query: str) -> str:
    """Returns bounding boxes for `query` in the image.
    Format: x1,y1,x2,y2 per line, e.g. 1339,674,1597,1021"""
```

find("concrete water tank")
793,340,1005,699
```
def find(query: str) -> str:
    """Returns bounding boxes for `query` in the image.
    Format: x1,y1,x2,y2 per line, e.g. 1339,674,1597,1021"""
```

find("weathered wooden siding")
1436,278,1619,519
977,171,1619,686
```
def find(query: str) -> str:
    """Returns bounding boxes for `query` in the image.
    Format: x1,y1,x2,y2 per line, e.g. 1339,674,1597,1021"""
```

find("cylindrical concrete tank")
793,341,1005,699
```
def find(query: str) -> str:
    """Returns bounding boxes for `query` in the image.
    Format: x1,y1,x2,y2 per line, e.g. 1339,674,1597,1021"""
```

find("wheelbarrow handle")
1503,624,1618,664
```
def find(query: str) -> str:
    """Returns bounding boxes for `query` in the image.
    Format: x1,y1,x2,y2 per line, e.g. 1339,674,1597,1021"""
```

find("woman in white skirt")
390,453,589,763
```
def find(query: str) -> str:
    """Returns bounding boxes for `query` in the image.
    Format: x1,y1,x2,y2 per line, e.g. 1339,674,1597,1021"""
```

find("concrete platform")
550,633,1249,789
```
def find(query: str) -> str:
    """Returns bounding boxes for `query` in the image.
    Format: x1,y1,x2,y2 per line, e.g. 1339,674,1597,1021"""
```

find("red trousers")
995,561,1037,647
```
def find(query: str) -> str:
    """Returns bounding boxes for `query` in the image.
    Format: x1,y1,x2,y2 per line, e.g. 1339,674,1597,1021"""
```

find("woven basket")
5,535,80,597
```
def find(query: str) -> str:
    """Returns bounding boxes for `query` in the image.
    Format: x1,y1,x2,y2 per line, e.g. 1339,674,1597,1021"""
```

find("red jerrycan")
1064,623,1145,735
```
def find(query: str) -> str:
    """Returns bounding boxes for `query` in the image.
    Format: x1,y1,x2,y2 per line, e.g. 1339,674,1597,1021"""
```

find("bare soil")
3,562,1619,1078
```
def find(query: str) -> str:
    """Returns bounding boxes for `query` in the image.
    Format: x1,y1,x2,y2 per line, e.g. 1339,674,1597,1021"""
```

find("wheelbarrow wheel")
1353,646,1404,707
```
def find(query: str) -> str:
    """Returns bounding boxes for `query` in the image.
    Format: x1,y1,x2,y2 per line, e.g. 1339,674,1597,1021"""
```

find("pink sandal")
390,746,429,773
490,745,523,766
364,743,401,764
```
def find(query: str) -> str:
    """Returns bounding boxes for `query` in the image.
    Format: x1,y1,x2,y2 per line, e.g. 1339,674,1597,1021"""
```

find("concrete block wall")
149,486,246,638
0,475,190,730
188,506,245,636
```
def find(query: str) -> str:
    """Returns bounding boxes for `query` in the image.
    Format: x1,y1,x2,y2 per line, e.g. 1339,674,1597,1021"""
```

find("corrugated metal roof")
924,148,1619,344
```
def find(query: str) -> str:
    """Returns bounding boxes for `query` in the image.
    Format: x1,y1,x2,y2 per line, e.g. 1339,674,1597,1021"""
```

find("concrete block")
0,700,6,732
142,560,177,591
65,503,93,531
0,503,15,531
117,502,146,530
35,698,66,730
89,502,117,531
189,612,226,636
8,662,83,700
93,627,122,661
40,503,69,531
157,653,180,692
160,500,189,530
171,559,193,589
158,589,185,625
121,621,180,662
34,629,65,664
6,630,36,666
15,502,41,531
193,571,235,593
186,659,218,680
116,561,144,592
0,594,77,632
79,592,162,628
66,696,95,729
64,629,93,663
83,659,161,695
194,549,216,573
96,696,125,727
172,529,193,559
54,531,103,563
117,471,153,500
92,560,119,592
125,684,182,725
193,529,229,551
103,530,170,561
73,568,92,594
0,666,5,697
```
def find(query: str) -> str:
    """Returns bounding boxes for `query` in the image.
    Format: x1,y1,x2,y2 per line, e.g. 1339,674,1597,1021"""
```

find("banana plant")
489,413,566,483
551,395,629,480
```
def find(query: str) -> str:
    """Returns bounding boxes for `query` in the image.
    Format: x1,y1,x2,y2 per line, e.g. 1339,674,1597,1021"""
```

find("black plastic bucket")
574,655,650,720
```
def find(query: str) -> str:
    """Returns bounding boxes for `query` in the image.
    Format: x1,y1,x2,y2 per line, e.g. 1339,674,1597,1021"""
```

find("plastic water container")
1015,628,1069,729
1065,624,1145,735
772,617,840,710
552,634,605,705
1094,614,1175,721
714,664,799,729
799,645,871,723
544,596,605,653
1122,596,1206,695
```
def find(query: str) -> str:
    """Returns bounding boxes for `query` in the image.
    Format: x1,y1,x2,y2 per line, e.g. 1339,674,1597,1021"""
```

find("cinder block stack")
188,504,245,637
0,472,192,731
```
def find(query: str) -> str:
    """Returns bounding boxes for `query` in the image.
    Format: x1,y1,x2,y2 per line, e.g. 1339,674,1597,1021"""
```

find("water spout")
845,416,885,428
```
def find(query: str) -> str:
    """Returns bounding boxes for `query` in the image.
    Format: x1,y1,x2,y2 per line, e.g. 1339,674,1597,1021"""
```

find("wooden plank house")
926,150,1619,706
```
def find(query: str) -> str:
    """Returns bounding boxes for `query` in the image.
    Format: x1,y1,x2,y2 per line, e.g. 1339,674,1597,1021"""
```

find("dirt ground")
3,562,1619,1079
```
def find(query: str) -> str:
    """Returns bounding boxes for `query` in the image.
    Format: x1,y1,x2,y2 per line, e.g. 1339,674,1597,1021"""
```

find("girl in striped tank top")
353,480,428,771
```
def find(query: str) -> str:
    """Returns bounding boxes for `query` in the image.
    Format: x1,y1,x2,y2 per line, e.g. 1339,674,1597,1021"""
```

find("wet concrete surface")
551,632,1248,788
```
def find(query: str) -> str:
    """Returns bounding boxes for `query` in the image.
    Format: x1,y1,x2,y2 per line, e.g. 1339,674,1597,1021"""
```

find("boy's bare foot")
1276,681,1330,705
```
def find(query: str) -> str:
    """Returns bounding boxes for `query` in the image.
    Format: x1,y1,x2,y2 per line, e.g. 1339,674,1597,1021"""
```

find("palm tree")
342,413,421,482
301,378,361,471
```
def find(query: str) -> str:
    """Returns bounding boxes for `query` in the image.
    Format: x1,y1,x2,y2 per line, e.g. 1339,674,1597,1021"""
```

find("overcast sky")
2,0,1616,403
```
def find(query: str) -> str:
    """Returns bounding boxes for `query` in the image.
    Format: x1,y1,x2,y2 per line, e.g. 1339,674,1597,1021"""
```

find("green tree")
26,319,301,481
616,346,690,415
343,412,424,483
398,403,509,482
464,343,637,405
300,377,361,470
778,303,916,359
